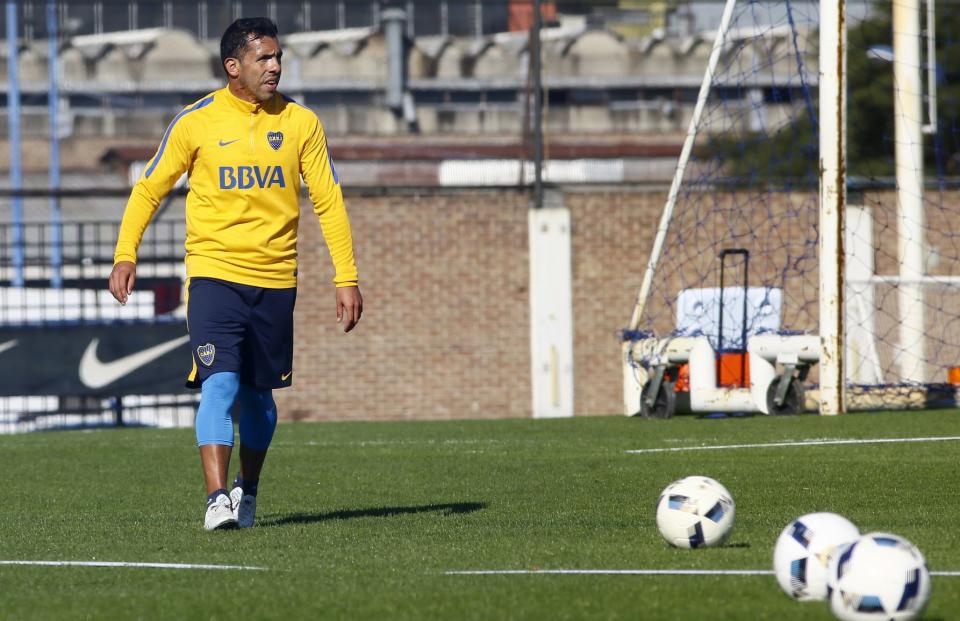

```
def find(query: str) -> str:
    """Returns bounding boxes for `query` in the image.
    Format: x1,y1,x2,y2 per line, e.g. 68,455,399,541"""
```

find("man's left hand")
336,286,363,333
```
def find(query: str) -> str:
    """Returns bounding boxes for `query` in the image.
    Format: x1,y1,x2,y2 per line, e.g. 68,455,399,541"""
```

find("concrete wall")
0,24,816,138
1,26,814,85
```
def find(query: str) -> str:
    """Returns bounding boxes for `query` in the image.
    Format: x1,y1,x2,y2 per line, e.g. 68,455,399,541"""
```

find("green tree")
706,3,960,182
847,4,960,177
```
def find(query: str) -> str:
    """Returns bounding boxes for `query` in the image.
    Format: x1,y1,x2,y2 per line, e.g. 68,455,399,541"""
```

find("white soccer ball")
773,512,860,601
827,532,931,621
655,475,735,548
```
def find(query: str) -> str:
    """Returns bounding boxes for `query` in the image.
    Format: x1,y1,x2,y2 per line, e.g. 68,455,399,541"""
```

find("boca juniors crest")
267,131,283,151
197,343,216,367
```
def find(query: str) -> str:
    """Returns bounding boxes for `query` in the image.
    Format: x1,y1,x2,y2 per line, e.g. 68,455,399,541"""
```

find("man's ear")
224,58,240,79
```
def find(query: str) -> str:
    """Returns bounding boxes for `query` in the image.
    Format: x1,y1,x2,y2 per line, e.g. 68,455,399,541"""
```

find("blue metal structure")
47,1,62,288
6,1,23,287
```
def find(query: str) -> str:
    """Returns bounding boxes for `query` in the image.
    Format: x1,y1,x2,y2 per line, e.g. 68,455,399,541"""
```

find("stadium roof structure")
0,19,817,91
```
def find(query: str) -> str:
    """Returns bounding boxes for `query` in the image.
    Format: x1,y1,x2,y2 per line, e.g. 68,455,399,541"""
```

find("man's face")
229,35,282,103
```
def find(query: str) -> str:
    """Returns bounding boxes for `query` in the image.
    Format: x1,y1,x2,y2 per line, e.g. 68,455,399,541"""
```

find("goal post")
818,0,846,415
626,0,740,335
622,0,960,417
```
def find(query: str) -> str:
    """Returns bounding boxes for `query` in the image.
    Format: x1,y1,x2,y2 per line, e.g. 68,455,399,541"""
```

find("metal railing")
0,216,186,341
4,1,512,42
0,217,194,431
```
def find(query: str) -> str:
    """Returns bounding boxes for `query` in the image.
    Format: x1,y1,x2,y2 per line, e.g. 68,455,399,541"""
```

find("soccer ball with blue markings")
655,476,735,548
826,532,931,621
773,512,860,601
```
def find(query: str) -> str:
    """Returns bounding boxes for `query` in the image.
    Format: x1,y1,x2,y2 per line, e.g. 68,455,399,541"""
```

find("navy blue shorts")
186,277,296,390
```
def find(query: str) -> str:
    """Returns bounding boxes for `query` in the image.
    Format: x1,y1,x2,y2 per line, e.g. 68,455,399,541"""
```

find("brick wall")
273,187,666,421
273,187,960,421
566,190,661,416
276,189,534,421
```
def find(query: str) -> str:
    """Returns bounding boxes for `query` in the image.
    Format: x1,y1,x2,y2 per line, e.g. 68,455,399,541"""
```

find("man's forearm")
114,183,162,263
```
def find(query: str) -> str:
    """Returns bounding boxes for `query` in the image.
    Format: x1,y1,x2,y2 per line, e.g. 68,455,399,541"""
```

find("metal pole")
532,0,543,208
382,7,406,111
48,1,62,288
405,1,415,39
819,0,846,414
128,0,137,31
922,0,937,134
627,0,738,331
198,1,207,40
894,0,926,383
6,1,24,287
474,0,483,38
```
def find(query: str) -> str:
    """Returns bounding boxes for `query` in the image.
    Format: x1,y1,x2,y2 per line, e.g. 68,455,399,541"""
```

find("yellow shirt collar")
221,85,280,114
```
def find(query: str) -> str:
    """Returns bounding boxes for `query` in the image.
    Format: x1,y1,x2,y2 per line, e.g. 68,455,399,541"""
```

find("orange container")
948,366,960,385
717,352,750,388
674,363,690,393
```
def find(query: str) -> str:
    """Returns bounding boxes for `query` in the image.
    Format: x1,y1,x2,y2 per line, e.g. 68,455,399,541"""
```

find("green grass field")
2,409,959,620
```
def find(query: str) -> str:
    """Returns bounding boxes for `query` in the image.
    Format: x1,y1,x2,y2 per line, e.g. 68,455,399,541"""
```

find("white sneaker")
230,485,257,528
229,485,243,515
204,493,238,531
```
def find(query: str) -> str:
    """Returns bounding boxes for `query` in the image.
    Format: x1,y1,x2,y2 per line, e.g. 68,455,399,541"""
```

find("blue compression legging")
238,383,278,450
195,371,278,450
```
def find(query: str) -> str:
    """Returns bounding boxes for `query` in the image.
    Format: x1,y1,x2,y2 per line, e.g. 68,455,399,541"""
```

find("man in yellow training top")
108,17,362,531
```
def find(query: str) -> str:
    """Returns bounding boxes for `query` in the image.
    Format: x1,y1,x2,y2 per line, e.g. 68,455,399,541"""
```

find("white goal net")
623,0,960,416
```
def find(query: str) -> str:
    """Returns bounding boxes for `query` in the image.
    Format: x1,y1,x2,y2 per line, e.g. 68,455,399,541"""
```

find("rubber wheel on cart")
640,379,676,419
766,378,804,416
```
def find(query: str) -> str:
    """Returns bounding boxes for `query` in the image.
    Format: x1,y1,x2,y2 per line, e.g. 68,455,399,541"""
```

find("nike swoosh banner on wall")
0,323,192,396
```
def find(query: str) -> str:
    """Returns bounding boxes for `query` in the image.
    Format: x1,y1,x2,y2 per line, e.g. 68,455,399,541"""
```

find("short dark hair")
220,17,279,72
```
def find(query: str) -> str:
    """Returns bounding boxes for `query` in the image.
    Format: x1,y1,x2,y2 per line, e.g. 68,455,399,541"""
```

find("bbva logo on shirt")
219,166,286,189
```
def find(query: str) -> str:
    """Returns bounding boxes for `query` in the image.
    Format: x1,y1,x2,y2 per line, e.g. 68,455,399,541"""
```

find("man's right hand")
108,261,137,305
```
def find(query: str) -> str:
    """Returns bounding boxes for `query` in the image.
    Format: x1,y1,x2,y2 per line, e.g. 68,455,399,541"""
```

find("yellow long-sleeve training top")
114,86,358,289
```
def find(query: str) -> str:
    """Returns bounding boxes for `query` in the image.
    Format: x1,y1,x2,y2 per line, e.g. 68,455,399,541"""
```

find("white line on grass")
446,569,960,577
0,560,267,571
447,569,773,576
626,435,960,454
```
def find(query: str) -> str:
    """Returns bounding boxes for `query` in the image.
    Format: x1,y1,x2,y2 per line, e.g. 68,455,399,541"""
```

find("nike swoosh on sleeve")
79,335,191,389
0,340,17,355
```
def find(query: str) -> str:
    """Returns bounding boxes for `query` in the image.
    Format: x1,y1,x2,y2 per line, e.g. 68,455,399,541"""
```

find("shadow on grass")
260,501,487,528
695,412,759,420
